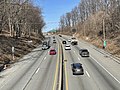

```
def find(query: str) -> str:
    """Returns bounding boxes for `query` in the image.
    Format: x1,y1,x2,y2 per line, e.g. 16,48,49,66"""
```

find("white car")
65,45,71,50
68,39,71,42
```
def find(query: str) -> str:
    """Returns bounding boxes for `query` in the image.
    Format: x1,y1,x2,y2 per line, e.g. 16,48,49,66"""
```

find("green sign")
104,40,107,47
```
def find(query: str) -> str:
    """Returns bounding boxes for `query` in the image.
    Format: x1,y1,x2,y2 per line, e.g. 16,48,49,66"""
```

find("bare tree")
0,0,45,38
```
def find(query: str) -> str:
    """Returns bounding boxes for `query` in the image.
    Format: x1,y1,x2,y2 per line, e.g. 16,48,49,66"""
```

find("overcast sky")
33,0,80,32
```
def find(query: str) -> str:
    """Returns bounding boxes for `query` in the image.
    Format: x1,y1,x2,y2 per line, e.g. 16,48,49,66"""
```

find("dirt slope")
0,35,42,64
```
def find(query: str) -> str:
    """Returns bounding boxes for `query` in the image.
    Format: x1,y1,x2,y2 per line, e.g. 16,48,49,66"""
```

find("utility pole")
103,5,107,49
103,18,105,41
83,23,86,37
7,0,12,36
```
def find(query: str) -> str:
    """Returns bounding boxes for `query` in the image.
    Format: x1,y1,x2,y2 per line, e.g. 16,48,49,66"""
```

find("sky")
33,0,80,32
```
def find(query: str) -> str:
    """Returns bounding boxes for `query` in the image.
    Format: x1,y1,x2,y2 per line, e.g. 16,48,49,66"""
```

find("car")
79,49,89,57
65,44,71,50
62,40,66,44
71,63,84,75
49,49,56,55
68,39,71,42
42,45,48,50
71,37,78,45
71,37,76,39
53,39,56,43
42,40,50,50
59,35,62,37
53,36,55,39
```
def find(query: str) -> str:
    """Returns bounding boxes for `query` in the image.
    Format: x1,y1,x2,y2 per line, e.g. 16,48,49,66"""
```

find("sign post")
12,47,15,60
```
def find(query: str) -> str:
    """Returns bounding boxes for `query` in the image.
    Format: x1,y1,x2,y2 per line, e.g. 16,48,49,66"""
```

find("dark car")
49,49,56,55
62,40,66,44
71,63,84,75
59,35,62,37
53,36,55,39
71,37,76,39
53,39,56,43
79,49,89,57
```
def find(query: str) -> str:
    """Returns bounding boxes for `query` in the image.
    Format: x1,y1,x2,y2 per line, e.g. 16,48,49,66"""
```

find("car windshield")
73,64,82,69
43,42,47,45
50,50,55,52
72,38,76,39
42,45,47,46
82,50,88,52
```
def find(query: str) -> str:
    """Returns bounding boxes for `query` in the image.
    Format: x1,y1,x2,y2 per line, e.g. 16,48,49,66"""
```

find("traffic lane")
0,46,47,90
22,41,59,90
64,49,98,90
63,35,120,83
72,46,120,90
74,43,120,88
77,41,120,81
23,49,58,90
22,40,58,90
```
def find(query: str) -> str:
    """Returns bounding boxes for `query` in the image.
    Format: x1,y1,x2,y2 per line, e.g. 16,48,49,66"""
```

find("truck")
71,37,78,45
42,40,50,50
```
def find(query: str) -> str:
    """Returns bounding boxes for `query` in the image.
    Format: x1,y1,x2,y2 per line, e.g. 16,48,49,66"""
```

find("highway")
61,35,120,90
0,37,61,90
0,35,120,90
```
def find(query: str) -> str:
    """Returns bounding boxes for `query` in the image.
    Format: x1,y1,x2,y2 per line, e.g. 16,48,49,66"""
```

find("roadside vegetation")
0,0,45,69
58,0,120,58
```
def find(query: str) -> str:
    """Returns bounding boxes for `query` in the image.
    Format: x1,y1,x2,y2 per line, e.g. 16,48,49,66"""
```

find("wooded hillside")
0,0,45,65
0,0,45,38
59,0,120,57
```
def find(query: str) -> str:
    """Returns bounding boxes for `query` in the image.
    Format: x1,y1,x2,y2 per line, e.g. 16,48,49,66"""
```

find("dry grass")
0,35,42,64
78,35,120,58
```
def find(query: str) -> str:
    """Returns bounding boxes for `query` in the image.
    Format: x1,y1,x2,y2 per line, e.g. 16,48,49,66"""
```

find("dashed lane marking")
78,57,80,60
86,71,90,77
44,57,46,60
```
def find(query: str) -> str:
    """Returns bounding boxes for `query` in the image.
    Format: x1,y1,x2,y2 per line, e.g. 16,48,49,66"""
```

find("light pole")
83,23,86,37
103,12,106,49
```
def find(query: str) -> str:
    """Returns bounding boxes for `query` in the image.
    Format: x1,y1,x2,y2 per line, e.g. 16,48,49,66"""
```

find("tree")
0,0,45,38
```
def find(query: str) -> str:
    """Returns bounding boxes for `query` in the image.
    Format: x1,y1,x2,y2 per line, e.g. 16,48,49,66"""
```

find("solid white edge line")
91,55,120,84
35,68,40,74
86,71,90,77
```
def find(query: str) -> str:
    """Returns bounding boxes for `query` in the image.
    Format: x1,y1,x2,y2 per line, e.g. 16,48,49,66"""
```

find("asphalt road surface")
61,35,120,90
0,37,60,90
0,35,120,90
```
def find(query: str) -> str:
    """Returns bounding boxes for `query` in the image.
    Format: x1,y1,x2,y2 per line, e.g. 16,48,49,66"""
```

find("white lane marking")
91,56,120,84
36,68,40,74
44,57,46,60
74,51,75,53
86,71,90,77
78,57,80,60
